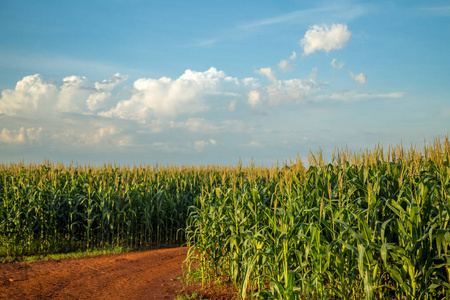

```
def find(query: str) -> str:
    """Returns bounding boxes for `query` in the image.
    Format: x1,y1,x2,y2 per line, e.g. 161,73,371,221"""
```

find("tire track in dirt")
0,247,188,300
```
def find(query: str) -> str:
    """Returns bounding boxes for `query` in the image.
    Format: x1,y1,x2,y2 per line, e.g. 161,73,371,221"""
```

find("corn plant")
186,136,450,299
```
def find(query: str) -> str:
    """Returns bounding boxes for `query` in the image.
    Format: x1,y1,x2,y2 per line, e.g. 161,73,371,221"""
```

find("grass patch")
0,246,129,263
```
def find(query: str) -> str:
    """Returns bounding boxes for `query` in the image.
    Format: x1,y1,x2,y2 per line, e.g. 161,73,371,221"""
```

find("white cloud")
350,72,367,85
86,92,109,111
0,128,25,144
0,74,58,116
256,67,277,84
59,73,127,113
300,24,351,55
250,68,320,106
57,75,91,113
248,90,262,107
0,57,426,166
194,140,216,152
278,59,295,72
264,68,319,105
95,73,128,91
0,73,127,117
101,67,243,122
289,51,297,60
242,77,260,89
331,58,344,69
326,90,405,102
0,127,42,144
170,118,218,132
278,51,297,72
169,118,254,134
88,73,128,111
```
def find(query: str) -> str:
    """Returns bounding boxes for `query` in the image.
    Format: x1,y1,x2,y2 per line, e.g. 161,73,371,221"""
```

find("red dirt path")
0,247,190,299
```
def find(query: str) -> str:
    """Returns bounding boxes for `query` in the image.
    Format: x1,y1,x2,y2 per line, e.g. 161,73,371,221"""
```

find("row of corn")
0,163,218,256
185,138,450,299
0,161,281,257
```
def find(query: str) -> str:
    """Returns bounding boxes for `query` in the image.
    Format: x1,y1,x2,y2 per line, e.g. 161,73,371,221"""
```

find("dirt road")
0,247,189,300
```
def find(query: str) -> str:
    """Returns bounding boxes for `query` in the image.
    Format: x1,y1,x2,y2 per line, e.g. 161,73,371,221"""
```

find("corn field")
1,138,449,299
0,163,211,256
186,138,450,299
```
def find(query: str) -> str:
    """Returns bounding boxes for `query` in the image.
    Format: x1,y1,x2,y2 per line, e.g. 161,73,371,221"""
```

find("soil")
0,247,236,300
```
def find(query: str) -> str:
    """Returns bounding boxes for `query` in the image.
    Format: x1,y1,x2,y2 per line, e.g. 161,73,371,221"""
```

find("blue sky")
0,0,449,166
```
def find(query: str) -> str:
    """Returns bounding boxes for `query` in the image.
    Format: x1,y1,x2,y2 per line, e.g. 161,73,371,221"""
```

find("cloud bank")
101,67,244,122
0,127,42,144
0,64,404,161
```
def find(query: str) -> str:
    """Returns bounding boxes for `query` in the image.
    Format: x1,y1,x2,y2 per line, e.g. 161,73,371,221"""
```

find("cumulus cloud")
255,67,277,84
95,73,128,91
0,74,58,116
242,77,260,89
278,59,295,72
250,68,320,106
350,72,367,85
101,67,243,122
300,24,351,55
194,139,216,152
57,75,91,113
0,127,42,144
86,92,109,111
265,68,319,105
248,90,262,107
289,51,297,60
59,73,128,113
278,51,297,72
331,58,344,69
0,128,26,144
88,73,128,111
0,73,127,116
